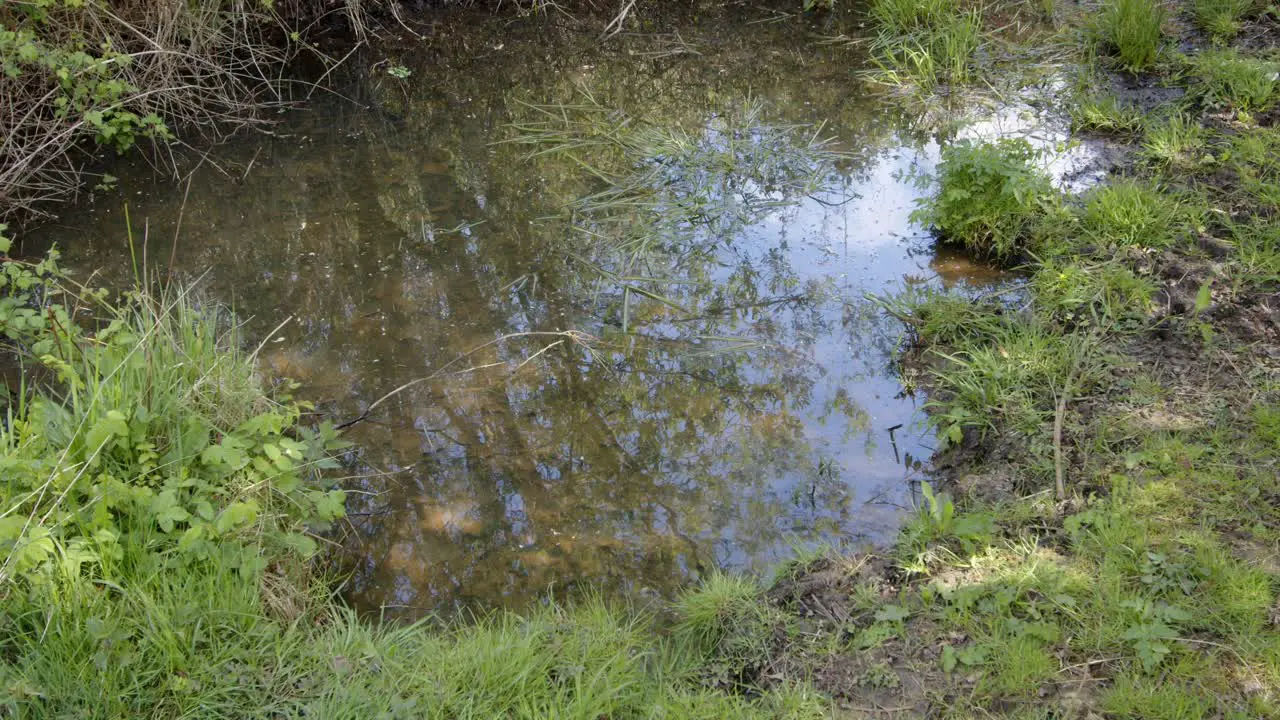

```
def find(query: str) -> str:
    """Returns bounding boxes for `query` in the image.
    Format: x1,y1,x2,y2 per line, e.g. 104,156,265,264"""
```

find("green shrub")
1190,50,1280,111
1096,0,1167,72
0,276,350,596
912,139,1054,260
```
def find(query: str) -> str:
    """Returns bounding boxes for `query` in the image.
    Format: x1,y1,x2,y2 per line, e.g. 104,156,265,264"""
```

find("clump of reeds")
865,0,985,88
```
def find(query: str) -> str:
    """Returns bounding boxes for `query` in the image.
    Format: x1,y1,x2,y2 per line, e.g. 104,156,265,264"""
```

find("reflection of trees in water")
40,18,919,616
342,327,844,614
337,87,887,615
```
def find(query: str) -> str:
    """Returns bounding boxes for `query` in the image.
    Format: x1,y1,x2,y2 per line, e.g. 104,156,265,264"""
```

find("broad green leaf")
216,501,260,534
282,532,318,558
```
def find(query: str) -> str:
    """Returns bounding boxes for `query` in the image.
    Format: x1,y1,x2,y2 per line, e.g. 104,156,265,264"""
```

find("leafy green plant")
1119,598,1190,670
1139,550,1205,596
920,481,957,533
912,139,1054,260
898,482,996,563
0,259,348,593
1096,0,1167,72
940,642,989,672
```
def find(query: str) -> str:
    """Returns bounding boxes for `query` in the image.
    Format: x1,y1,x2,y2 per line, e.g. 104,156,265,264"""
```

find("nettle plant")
912,138,1054,261
0,241,347,593
0,23,171,154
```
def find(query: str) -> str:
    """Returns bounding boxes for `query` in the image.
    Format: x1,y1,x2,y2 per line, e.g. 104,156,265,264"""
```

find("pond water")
22,8,1061,618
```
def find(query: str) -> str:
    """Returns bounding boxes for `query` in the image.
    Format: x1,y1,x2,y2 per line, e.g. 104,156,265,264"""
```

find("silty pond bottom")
25,9,1100,618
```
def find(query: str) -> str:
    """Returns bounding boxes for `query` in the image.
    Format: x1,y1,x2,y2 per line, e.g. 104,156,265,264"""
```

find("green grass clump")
1071,93,1147,134
877,286,1010,346
1189,50,1280,111
1142,113,1210,169
1096,0,1167,72
2,572,820,718
913,138,1054,260
869,0,961,33
866,0,984,87
1192,0,1256,41
1102,673,1215,718
673,573,789,690
1032,259,1156,328
1232,218,1280,284
1080,179,1188,248
928,322,1103,443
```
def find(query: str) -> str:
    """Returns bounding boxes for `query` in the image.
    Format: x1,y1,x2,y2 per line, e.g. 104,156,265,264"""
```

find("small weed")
1120,597,1191,670
1096,0,1168,72
914,481,995,546
850,621,898,650
912,139,1054,260
940,642,989,672
859,661,901,688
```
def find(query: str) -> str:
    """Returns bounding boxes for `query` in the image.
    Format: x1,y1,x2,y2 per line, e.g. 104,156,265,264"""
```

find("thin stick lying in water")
334,330,593,431
250,315,295,362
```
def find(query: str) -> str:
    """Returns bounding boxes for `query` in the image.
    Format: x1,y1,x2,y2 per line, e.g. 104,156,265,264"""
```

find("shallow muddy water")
20,9,1082,618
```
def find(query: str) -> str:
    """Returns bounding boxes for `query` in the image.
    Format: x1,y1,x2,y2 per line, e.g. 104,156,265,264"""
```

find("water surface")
27,10,1023,617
